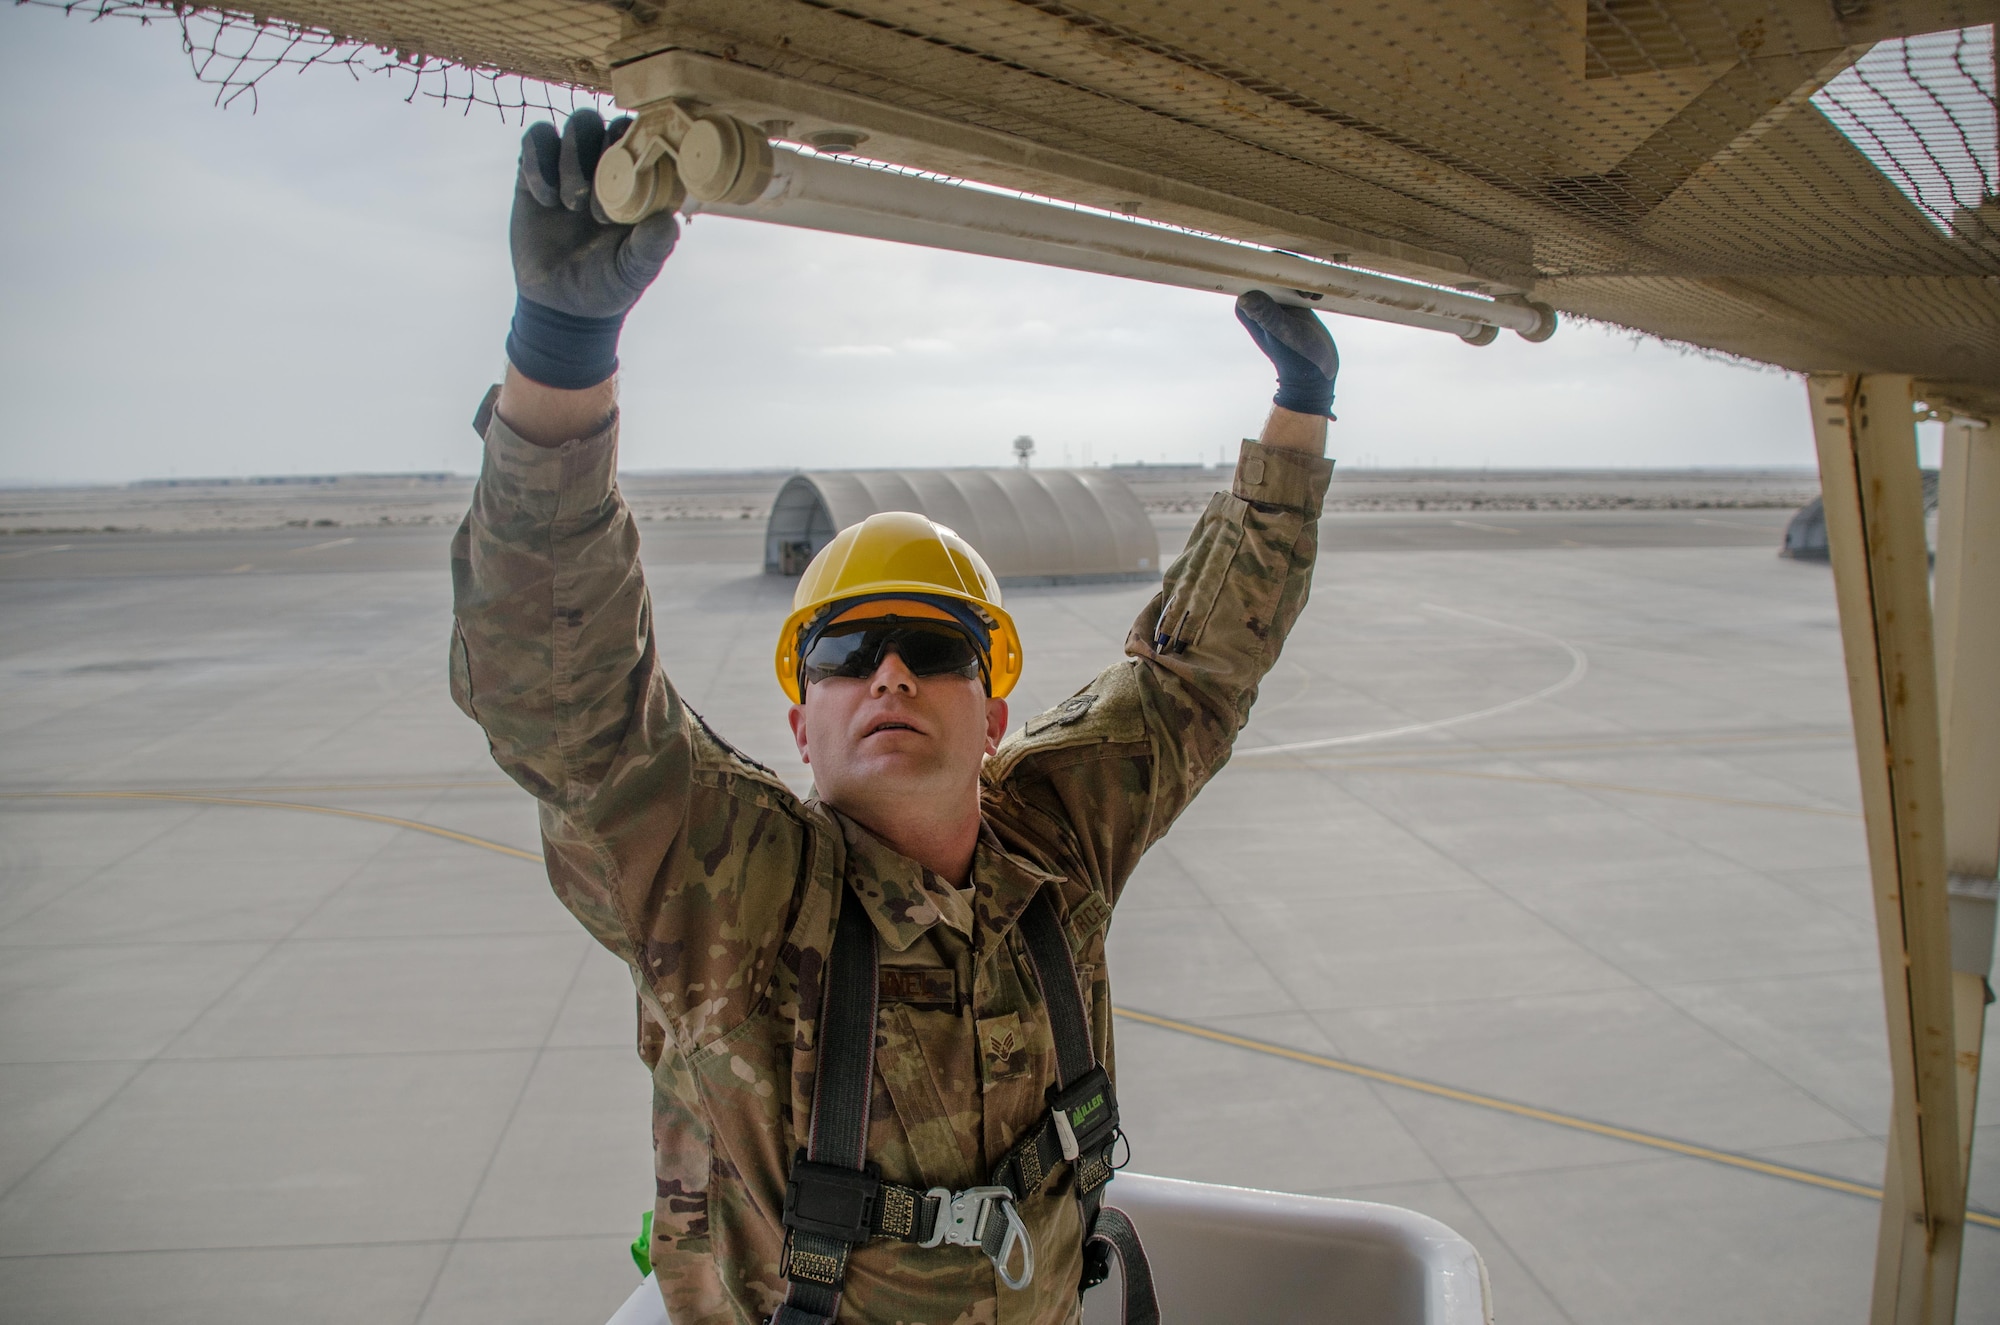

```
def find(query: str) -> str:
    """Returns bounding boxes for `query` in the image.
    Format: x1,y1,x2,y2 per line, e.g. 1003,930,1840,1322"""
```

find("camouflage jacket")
449,395,1332,1325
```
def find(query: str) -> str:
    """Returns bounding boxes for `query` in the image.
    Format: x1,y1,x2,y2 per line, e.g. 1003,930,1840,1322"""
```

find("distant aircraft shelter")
765,469,1161,585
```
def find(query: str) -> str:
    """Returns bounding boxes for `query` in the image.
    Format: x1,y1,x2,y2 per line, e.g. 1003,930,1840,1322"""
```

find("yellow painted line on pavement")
1296,727,1850,764
1301,763,1863,819
1113,1007,2000,1231
0,790,541,862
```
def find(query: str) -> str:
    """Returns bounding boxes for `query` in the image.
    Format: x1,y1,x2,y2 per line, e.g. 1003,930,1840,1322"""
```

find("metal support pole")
1807,373,1964,1325
1935,416,2000,1219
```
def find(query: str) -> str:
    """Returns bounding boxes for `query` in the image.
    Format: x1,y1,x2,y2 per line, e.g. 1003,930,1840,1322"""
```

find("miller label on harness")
770,887,1158,1325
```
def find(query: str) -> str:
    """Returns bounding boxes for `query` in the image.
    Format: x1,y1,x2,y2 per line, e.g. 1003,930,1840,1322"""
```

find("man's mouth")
865,719,922,737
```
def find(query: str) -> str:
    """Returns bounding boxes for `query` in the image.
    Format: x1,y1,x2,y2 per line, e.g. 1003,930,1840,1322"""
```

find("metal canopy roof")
107,1,2000,414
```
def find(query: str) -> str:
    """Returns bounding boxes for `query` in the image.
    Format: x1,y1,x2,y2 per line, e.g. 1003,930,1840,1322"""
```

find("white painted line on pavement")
1236,603,1590,757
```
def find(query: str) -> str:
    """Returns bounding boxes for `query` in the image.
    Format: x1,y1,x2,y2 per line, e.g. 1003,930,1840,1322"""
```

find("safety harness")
771,885,1159,1325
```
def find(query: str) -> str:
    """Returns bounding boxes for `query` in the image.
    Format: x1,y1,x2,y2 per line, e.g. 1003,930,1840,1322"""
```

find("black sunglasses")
800,618,987,689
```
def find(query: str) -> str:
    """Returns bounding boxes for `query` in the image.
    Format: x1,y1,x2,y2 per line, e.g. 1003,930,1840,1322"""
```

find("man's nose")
869,648,919,694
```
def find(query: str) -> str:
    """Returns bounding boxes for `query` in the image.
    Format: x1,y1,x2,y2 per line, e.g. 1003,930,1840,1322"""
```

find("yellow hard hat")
774,511,1023,704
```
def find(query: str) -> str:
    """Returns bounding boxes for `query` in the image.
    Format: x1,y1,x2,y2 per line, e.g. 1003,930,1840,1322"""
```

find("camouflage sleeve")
446,389,699,966
987,438,1332,904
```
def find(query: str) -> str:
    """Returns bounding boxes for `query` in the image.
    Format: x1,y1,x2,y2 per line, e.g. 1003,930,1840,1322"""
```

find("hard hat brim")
776,583,1022,704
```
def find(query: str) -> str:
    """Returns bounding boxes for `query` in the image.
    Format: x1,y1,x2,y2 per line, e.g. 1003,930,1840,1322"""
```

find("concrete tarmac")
1,510,1993,1325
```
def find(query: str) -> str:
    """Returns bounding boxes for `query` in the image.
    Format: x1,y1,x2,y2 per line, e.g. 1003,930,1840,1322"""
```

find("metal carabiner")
914,1185,1036,1290
987,1195,1035,1291
941,1186,1013,1249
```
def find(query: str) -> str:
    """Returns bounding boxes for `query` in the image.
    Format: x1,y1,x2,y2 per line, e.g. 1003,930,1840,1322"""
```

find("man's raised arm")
986,292,1337,898
448,111,687,957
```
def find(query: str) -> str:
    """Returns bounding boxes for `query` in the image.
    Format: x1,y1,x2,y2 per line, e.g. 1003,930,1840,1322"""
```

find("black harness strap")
773,888,880,1325
1085,1207,1158,1324
999,893,1120,1209
1014,893,1156,1325
1017,891,1096,1085
775,884,1157,1325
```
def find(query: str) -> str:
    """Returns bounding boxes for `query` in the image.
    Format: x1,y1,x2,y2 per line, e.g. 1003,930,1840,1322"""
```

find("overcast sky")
2,7,1838,485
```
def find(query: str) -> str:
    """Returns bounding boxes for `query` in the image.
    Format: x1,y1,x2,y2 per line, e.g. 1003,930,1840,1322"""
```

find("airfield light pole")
1809,374,1996,1325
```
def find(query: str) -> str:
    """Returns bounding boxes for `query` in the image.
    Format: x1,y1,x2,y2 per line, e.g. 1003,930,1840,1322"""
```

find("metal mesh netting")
20,0,2000,400
16,0,615,115
1814,25,1997,238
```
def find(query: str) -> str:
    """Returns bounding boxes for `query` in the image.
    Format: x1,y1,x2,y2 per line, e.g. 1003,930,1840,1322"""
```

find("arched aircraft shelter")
765,468,1160,585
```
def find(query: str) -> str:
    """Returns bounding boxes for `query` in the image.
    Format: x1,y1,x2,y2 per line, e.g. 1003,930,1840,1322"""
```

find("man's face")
787,646,1008,818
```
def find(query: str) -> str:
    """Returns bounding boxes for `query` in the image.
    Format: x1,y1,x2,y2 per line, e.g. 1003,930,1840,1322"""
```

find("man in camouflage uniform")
452,112,1338,1325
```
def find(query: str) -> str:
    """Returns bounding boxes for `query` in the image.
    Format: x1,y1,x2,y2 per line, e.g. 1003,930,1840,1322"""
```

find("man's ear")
787,702,811,764
984,697,1008,755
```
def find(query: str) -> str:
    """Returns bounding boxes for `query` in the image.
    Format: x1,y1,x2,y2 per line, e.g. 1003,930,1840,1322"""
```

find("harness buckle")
917,1185,1035,1290
781,1152,881,1245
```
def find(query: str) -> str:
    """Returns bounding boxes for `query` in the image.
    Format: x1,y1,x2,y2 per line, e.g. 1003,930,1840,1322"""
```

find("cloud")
0,7,1819,485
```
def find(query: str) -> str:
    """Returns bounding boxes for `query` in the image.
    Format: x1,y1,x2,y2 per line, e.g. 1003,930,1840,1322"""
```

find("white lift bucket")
606,1173,1492,1325
1079,1173,1491,1325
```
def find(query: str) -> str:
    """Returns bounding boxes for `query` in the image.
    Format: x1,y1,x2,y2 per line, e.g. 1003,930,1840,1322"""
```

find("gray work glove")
505,109,681,389
1235,290,1339,418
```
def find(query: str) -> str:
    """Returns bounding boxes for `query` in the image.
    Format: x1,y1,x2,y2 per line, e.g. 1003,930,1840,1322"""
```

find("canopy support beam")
1936,413,2000,1297
1808,373,1967,1324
